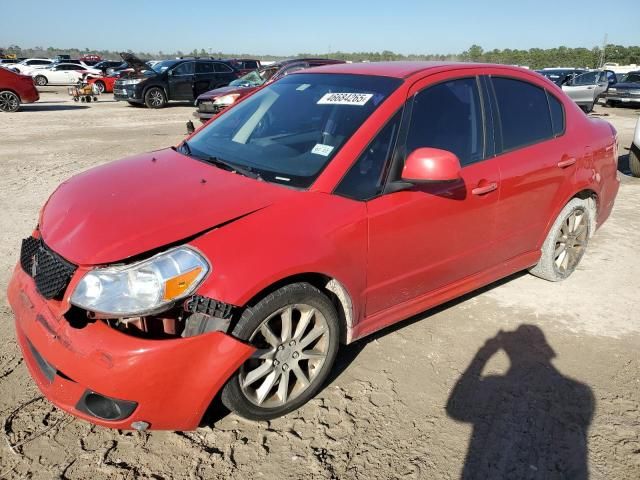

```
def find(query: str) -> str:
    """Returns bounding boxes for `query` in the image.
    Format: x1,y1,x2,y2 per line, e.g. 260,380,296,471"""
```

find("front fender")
188,192,368,326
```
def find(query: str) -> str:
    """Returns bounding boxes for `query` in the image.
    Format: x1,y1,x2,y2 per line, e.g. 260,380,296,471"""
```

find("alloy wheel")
554,207,588,274
0,91,19,112
148,89,164,107
239,304,330,408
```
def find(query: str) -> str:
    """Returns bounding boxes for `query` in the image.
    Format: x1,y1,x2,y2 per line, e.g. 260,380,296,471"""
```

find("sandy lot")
0,88,638,480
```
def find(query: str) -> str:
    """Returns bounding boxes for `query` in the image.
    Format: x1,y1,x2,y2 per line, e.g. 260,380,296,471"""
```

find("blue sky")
1,0,637,55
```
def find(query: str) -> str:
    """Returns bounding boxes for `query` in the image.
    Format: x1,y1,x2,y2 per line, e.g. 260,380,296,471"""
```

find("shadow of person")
446,325,594,479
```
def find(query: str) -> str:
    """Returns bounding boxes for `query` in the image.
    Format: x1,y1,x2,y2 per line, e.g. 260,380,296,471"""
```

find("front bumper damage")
7,265,254,430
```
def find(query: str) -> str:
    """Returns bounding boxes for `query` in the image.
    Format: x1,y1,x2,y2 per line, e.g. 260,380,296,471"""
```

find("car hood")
119,52,147,72
609,82,640,90
39,148,294,265
196,85,259,102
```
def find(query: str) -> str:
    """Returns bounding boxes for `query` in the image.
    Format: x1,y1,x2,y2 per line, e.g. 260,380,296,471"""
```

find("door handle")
471,182,498,195
586,86,594,90
557,157,577,168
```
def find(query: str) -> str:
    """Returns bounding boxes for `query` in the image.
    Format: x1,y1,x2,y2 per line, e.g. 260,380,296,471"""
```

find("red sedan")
7,62,619,430
0,66,39,112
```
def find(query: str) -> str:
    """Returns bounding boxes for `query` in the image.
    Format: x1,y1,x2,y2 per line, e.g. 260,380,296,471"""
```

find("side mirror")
401,147,462,183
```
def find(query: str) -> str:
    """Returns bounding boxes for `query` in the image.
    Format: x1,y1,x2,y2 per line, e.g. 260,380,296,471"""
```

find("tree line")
2,44,639,69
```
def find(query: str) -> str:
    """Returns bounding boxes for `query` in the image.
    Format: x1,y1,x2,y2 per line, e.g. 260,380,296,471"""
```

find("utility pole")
598,33,607,68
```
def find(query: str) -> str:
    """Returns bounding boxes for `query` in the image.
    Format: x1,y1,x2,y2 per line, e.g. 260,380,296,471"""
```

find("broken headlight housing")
70,246,209,316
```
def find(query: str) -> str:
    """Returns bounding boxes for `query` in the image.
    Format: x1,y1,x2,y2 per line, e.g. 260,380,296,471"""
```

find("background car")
604,71,640,107
536,68,586,86
194,58,345,122
92,60,126,74
0,66,39,112
0,58,19,65
630,115,640,177
87,71,124,93
32,63,92,86
561,69,617,112
226,58,262,75
51,59,100,74
113,55,240,108
7,58,54,75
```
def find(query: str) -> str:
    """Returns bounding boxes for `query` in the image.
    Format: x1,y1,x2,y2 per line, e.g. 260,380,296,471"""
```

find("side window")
213,63,233,73
196,62,215,74
492,77,553,151
547,92,565,137
406,77,484,166
335,110,402,201
244,61,258,69
172,62,194,75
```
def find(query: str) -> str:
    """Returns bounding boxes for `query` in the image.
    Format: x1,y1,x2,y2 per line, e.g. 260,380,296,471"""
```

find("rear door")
488,73,576,262
168,61,195,100
194,61,216,97
363,73,501,316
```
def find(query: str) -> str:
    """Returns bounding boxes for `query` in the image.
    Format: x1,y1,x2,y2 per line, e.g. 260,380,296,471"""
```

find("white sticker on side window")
317,92,373,106
311,144,335,156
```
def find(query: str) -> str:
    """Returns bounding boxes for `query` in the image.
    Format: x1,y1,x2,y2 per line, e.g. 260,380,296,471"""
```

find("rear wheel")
529,198,593,282
0,90,20,112
34,75,47,86
221,283,339,420
629,148,640,177
144,87,166,108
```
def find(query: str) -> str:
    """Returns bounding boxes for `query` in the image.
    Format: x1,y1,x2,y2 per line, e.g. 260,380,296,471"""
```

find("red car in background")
193,58,344,122
8,62,619,431
0,66,39,112
87,72,124,93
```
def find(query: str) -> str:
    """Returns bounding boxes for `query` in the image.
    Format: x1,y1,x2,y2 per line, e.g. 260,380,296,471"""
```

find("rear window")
214,63,234,73
547,92,565,137
492,77,553,151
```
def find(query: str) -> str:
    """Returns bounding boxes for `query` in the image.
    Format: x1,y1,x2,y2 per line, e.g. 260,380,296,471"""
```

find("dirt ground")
0,88,638,480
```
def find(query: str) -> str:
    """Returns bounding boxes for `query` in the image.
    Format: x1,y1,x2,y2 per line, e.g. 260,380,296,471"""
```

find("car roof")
298,61,532,79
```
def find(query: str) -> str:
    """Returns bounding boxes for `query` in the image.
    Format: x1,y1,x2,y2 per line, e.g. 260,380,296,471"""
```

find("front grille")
20,236,76,300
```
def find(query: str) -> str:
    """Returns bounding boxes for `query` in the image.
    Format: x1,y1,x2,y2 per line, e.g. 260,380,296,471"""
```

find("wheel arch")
0,88,21,100
142,83,169,101
240,272,355,345
539,188,599,248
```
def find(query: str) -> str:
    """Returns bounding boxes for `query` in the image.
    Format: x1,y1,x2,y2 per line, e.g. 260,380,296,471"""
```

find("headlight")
118,78,143,86
70,246,209,316
213,94,240,106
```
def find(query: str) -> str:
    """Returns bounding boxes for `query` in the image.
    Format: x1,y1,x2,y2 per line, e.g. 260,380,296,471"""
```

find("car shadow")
20,105,90,112
200,271,528,428
446,325,594,479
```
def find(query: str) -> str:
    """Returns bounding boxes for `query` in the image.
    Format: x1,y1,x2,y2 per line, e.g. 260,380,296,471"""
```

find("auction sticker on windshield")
317,93,373,106
311,144,334,156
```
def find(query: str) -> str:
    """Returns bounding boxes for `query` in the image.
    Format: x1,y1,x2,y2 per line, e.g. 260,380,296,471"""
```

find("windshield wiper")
205,156,262,180
177,141,261,180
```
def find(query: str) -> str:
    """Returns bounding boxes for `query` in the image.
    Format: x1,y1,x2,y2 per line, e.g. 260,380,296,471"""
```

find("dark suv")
114,54,240,108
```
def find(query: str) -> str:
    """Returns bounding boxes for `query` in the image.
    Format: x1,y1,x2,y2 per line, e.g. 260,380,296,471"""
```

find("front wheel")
34,75,47,86
0,90,20,112
629,148,640,177
529,198,593,282
221,283,339,420
94,81,105,93
144,87,166,108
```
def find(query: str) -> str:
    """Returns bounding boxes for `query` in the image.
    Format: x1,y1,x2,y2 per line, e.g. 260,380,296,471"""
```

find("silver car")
562,70,617,112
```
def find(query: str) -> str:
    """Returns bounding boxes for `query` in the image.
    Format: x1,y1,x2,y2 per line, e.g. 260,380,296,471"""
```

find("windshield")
230,67,278,87
621,72,640,84
186,73,402,188
151,60,178,74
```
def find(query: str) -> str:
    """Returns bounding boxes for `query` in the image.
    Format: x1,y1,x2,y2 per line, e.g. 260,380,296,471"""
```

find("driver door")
562,71,600,104
364,74,501,319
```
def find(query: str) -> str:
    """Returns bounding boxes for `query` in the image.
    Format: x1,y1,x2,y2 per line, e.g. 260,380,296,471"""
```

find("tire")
144,87,167,108
629,148,640,178
605,100,618,108
221,282,340,421
581,102,594,113
0,90,20,112
94,81,105,94
529,198,594,282
34,75,47,86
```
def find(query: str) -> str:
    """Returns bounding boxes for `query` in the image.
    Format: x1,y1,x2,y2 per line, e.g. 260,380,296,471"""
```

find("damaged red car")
8,62,619,430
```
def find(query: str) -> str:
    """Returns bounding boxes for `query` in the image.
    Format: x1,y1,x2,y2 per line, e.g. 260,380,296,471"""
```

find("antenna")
598,33,607,68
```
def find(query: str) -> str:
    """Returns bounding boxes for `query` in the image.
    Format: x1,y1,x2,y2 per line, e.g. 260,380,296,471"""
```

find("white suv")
8,58,53,75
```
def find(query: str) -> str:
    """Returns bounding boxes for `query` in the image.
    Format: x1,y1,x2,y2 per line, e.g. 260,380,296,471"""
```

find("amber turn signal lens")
163,267,203,301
